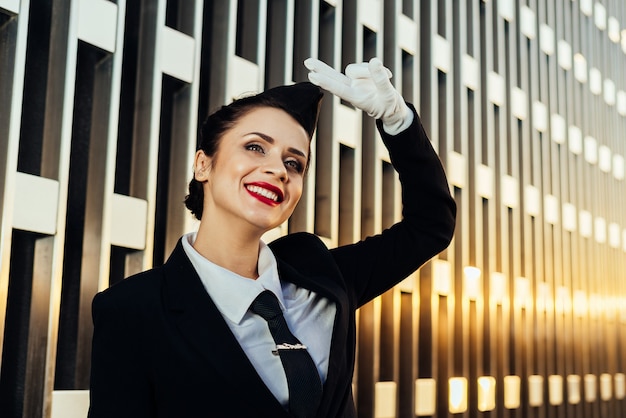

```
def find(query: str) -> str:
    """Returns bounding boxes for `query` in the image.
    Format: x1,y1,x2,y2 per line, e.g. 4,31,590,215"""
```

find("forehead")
233,106,309,145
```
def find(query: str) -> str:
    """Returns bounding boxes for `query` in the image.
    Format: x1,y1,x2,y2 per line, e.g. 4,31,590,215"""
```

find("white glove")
304,57,413,135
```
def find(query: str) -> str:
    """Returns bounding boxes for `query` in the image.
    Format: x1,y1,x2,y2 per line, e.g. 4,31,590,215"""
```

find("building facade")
0,0,625,417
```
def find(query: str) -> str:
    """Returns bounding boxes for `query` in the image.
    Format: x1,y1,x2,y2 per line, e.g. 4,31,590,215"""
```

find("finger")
344,62,370,79
345,61,393,80
305,58,357,100
304,57,331,73
368,58,396,95
308,72,357,101
304,58,351,86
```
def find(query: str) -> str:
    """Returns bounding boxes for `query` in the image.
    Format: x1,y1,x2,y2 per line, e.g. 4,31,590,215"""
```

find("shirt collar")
181,232,285,324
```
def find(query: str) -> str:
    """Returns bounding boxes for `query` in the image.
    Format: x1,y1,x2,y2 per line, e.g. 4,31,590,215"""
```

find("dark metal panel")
2,1,626,417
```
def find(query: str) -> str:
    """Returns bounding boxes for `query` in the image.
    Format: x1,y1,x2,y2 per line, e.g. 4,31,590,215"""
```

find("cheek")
213,158,252,183
289,180,304,204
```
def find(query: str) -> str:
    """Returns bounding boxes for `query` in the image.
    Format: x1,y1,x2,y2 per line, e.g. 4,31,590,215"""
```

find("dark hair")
184,94,312,220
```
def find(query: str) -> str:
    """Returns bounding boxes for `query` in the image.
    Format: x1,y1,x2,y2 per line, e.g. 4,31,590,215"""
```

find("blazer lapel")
161,241,290,416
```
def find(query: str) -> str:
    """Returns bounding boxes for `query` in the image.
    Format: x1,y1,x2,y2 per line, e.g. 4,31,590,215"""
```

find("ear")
193,150,212,182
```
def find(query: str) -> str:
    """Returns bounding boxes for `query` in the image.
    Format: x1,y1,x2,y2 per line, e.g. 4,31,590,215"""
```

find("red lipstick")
245,182,284,206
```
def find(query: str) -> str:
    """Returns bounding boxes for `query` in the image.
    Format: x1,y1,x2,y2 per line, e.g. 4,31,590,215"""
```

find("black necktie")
250,290,323,418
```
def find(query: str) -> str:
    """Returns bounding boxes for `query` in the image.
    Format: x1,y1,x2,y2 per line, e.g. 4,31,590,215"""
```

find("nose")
263,156,287,182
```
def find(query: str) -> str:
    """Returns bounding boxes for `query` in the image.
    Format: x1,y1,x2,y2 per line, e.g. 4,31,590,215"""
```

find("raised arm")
305,58,456,306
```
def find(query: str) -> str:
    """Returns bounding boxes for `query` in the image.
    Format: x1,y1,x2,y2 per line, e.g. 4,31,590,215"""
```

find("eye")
284,159,304,173
245,143,265,154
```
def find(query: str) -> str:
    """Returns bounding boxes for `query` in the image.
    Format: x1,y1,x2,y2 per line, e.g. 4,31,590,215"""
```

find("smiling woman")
88,58,456,418
192,106,310,259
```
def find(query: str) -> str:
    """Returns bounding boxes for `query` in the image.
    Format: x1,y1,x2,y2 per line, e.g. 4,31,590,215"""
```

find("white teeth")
246,185,279,202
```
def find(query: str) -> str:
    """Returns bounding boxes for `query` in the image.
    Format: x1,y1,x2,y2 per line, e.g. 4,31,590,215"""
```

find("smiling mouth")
245,184,283,203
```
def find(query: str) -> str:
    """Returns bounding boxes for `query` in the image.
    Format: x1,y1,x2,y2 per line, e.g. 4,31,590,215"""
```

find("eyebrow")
246,131,308,159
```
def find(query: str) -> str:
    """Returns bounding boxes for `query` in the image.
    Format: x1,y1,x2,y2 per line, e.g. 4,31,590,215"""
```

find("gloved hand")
304,57,413,135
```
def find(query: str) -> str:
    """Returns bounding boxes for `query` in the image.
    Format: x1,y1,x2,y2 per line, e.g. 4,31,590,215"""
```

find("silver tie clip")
272,343,308,355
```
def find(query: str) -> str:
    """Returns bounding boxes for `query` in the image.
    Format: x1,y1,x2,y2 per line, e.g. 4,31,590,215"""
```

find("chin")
244,210,292,231
246,217,285,234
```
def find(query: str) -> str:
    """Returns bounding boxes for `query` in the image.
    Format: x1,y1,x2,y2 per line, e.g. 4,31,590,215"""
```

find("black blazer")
88,106,456,418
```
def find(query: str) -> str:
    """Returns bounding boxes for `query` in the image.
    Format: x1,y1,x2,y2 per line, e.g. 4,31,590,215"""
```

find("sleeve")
330,104,456,307
88,292,155,417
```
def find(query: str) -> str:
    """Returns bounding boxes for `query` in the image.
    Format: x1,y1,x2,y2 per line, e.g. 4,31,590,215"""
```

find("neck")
193,217,263,279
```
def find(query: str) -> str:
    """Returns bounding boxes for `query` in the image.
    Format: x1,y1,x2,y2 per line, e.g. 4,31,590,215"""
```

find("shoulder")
269,231,327,254
92,267,164,319
268,232,338,276
94,240,191,311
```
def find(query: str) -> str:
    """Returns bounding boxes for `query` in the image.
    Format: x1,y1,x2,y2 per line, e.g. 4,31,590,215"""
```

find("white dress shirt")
181,232,336,407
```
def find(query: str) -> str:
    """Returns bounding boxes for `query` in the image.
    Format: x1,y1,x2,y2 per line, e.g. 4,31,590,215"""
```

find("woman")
88,58,456,418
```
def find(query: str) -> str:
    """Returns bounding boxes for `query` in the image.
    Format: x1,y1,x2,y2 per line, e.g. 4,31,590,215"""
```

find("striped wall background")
1,0,625,417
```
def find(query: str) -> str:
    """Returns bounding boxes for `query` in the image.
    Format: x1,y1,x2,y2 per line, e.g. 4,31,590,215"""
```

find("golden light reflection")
555,286,570,315
573,290,588,318
589,294,602,319
528,375,544,406
536,282,551,313
490,272,507,305
463,266,481,301
477,376,496,411
514,277,531,309
584,374,597,402
433,259,452,296
503,375,521,409
449,377,468,414
548,375,563,405
567,375,582,404
615,374,626,400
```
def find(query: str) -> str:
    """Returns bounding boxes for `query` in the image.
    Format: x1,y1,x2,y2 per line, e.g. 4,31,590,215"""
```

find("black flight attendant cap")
246,82,324,140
